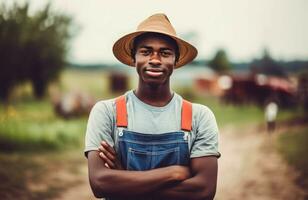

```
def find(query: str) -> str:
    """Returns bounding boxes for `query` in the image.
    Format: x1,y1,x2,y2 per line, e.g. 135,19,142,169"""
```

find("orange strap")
115,95,128,127
181,99,192,131
115,95,192,131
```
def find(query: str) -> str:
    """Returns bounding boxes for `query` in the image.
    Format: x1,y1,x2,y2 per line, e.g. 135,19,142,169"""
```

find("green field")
0,100,86,151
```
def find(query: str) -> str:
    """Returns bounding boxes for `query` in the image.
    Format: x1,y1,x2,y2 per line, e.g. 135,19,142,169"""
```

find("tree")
208,49,231,73
250,49,287,78
0,2,74,101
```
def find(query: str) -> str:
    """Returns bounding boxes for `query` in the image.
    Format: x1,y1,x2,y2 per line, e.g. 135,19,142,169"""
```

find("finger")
101,141,116,155
104,163,110,169
99,153,115,169
99,146,122,170
101,140,109,147
98,145,104,152
99,145,116,161
98,144,115,160
99,152,115,169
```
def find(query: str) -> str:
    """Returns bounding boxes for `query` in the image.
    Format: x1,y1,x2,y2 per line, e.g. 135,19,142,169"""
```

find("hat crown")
137,13,177,36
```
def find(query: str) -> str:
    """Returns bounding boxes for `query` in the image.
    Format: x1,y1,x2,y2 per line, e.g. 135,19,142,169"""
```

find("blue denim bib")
117,129,190,171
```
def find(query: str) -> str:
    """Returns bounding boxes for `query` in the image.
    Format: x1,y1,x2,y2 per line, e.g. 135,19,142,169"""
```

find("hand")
98,141,123,170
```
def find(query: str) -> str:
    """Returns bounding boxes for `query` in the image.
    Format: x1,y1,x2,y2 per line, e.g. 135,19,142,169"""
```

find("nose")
149,52,161,66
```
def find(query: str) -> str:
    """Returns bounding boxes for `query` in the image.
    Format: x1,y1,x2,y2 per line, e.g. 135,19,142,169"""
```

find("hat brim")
112,31,198,68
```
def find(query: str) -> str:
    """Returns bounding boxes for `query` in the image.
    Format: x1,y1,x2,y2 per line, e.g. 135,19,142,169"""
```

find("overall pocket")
127,146,180,170
127,147,152,170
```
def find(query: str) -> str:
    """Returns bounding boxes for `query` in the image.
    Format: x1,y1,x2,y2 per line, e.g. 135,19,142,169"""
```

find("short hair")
130,32,180,63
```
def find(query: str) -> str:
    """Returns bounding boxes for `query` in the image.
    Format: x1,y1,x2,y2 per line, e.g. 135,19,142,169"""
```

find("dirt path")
54,125,306,200
53,163,93,200
216,125,306,200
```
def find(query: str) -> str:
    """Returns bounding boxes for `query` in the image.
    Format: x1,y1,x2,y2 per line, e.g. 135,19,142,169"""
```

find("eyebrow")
138,45,174,51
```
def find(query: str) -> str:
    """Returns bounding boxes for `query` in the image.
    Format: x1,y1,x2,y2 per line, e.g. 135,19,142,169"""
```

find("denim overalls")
115,95,192,171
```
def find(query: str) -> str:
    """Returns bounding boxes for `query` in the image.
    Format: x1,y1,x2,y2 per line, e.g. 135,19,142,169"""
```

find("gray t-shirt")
84,90,220,158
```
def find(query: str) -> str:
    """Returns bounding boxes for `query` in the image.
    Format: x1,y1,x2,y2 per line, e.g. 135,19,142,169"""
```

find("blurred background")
0,0,307,199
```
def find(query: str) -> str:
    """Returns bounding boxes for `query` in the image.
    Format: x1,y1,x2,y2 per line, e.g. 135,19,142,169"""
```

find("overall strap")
115,95,128,127
115,95,192,131
181,99,192,131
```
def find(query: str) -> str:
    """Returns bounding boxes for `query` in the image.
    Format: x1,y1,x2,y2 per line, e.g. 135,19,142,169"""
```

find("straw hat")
112,13,198,68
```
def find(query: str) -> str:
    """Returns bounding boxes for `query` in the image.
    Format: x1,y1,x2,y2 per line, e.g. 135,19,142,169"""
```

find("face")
134,35,177,86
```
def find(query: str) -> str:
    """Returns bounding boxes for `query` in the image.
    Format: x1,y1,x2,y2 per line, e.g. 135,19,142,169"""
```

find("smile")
145,69,163,77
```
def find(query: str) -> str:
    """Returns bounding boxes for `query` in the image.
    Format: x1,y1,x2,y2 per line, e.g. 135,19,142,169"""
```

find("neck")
135,82,173,107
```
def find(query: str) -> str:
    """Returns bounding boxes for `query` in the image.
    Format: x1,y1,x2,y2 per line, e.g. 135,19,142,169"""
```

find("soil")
215,125,306,200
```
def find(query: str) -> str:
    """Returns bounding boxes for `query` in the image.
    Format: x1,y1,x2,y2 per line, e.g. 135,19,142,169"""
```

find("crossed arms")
87,142,218,200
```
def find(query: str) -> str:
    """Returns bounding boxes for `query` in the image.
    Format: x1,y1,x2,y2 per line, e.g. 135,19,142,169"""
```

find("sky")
3,0,308,64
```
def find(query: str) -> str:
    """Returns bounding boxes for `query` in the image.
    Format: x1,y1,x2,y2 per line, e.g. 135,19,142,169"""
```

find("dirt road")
55,125,306,200
215,125,306,200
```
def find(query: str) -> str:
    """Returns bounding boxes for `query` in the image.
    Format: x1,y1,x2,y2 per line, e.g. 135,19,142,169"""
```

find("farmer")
265,101,279,133
85,13,220,200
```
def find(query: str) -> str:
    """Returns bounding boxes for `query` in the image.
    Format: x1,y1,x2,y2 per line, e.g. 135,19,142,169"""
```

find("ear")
130,47,136,64
173,57,177,66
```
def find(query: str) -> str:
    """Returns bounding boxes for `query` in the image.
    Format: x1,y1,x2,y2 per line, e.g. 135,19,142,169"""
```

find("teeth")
146,71,163,76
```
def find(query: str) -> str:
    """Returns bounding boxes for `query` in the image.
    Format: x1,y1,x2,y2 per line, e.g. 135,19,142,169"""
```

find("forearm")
154,175,216,200
88,151,188,198
154,157,218,200
96,167,181,197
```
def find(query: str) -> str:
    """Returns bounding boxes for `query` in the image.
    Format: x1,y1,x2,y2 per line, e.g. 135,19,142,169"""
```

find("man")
85,13,220,200
265,101,278,133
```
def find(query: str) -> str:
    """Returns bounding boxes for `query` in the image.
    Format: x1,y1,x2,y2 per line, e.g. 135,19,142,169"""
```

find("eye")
160,50,173,57
139,49,151,56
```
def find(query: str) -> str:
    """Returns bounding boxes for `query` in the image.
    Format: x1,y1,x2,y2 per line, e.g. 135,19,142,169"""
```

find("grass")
277,126,308,191
0,99,87,152
59,68,111,99
196,95,264,128
175,88,261,127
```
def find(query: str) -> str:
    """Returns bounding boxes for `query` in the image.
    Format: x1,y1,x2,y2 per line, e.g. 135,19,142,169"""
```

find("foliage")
277,127,308,191
208,49,231,73
0,2,74,101
250,49,288,78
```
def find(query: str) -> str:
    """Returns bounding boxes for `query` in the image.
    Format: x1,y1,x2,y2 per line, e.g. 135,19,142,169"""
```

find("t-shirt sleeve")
190,104,220,158
84,100,115,157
